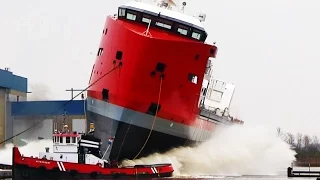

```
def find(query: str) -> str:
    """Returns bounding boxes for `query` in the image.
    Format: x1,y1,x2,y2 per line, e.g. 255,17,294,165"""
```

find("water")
0,125,299,179
0,174,315,180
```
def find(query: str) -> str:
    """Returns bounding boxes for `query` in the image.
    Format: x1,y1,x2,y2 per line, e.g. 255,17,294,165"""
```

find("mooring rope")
132,76,163,160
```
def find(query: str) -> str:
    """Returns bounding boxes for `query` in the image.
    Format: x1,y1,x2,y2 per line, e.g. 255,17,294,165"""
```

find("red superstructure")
86,0,243,162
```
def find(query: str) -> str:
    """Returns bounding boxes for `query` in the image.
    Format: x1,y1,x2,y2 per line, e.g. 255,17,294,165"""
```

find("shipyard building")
0,68,86,146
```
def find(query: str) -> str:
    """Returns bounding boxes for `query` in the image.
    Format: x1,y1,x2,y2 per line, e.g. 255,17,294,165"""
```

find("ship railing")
199,105,243,124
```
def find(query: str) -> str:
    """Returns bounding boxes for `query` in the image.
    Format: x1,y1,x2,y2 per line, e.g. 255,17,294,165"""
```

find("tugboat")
12,123,174,179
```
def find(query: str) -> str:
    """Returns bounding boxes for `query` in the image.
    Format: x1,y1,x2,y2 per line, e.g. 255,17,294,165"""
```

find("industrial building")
0,68,85,146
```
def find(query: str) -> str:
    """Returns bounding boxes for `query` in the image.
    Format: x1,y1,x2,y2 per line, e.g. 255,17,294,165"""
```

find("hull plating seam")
87,97,213,141
87,110,197,161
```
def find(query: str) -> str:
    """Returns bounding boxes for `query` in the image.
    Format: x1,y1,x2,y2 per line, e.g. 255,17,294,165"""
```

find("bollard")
287,167,292,177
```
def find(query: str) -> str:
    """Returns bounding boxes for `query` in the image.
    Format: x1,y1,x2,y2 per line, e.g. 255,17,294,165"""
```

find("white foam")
0,125,296,177
121,125,296,176
0,139,53,165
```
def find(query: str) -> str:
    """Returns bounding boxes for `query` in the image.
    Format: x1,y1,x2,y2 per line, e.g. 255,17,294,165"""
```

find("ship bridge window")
59,137,63,143
142,15,152,24
119,8,126,17
177,25,189,36
126,11,137,21
177,28,188,35
191,31,202,40
155,19,172,30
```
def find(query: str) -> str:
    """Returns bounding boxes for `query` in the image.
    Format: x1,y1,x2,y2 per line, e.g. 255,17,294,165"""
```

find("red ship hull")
12,147,173,179
87,11,232,161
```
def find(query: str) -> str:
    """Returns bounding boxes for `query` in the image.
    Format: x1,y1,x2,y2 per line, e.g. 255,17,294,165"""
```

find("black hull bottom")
87,111,196,162
13,164,172,180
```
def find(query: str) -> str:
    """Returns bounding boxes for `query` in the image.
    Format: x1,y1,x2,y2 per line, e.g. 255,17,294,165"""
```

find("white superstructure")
38,124,108,167
122,1,206,30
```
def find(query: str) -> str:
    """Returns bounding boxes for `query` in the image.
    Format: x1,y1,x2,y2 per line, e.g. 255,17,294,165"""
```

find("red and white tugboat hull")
12,147,173,179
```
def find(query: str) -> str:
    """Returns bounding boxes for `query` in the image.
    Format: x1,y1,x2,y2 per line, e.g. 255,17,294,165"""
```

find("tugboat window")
72,137,76,143
66,137,70,144
59,137,63,143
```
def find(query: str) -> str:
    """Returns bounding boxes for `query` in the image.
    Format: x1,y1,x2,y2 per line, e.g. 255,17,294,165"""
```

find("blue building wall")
0,69,27,93
11,100,85,116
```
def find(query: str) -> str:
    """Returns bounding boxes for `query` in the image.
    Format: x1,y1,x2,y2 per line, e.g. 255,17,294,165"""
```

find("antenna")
181,1,186,12
197,13,207,22
158,0,176,9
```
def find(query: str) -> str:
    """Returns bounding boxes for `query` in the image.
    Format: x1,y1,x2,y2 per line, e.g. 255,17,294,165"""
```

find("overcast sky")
1,0,319,136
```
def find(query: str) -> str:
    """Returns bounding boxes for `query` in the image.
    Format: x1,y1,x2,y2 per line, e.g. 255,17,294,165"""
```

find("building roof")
0,68,27,93
11,100,85,116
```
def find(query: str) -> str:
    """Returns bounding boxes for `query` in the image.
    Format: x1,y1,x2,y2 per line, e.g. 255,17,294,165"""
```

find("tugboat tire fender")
52,167,60,172
113,173,120,179
21,171,29,179
39,166,46,172
90,171,98,178
70,169,78,177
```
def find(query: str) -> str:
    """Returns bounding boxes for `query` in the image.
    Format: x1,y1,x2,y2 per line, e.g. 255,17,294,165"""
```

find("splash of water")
121,125,296,176
0,125,296,177
0,139,53,165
